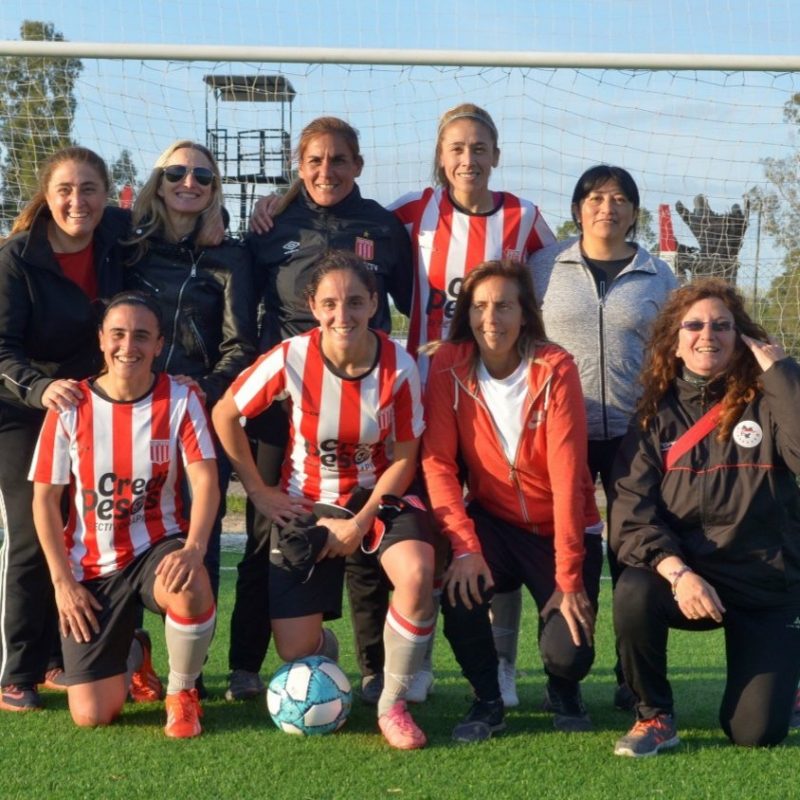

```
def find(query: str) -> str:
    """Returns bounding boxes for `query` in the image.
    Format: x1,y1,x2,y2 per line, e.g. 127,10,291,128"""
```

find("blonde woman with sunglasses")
123,140,257,622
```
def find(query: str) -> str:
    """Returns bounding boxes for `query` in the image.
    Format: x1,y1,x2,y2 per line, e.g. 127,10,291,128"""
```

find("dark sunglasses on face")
162,164,215,186
679,319,735,333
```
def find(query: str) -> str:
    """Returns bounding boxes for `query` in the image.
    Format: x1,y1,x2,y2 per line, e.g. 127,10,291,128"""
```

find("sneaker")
40,667,69,692
164,689,203,738
225,670,266,702
378,700,427,750
497,658,519,708
542,682,593,732
452,697,506,743
406,670,435,704
129,629,164,703
613,681,638,712
0,684,43,712
790,688,800,729
614,714,679,757
360,673,384,706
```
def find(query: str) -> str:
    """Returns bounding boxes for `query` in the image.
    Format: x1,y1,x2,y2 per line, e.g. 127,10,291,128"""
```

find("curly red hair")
637,278,769,440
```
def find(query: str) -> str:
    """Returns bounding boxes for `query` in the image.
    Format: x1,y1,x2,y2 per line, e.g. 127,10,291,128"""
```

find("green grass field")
3,548,798,800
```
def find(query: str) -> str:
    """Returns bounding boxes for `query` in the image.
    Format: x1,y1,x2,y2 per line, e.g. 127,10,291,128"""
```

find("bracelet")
669,566,693,596
352,517,365,536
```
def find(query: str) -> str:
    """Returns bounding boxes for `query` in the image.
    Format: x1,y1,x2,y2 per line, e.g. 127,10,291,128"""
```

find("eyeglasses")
679,320,735,333
161,165,215,187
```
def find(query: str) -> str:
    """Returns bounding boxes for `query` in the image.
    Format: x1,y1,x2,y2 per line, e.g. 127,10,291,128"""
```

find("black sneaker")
542,682,593,732
614,713,679,757
452,697,505,743
360,673,384,706
0,684,43,712
613,681,638,712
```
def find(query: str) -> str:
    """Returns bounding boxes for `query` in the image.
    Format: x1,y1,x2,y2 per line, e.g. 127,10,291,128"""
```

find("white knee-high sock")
378,605,435,717
165,605,216,694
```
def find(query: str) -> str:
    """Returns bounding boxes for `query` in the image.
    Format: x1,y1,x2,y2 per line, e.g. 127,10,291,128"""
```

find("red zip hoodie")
422,340,600,593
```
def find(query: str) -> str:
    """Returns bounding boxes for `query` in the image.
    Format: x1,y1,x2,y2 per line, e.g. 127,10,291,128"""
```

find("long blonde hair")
432,103,499,187
126,140,223,261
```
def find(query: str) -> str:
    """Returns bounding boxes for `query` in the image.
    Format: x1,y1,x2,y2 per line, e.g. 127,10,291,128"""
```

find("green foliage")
0,20,82,230
109,148,141,204
2,552,797,799
555,218,579,241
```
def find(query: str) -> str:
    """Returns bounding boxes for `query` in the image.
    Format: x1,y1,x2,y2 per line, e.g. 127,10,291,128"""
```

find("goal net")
2,7,800,347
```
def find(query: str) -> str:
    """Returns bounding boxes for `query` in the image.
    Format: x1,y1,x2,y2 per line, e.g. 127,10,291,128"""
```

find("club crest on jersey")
732,420,762,448
150,440,171,464
378,407,394,431
503,248,521,261
355,235,374,261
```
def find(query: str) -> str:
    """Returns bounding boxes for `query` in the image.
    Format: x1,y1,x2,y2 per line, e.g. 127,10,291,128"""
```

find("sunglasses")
679,320,735,333
161,164,215,187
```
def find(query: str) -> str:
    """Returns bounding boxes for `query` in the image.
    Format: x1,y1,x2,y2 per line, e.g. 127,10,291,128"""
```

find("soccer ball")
267,656,353,735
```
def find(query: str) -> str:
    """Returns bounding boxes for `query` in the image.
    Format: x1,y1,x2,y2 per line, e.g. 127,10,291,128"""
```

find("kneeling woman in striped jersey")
213,251,435,750
30,292,218,738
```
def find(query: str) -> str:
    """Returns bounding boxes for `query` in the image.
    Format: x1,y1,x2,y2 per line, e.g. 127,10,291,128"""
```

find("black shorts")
467,501,603,610
269,485,435,620
61,536,185,686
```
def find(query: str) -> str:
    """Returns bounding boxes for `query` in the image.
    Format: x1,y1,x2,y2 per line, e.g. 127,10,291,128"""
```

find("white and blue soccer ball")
267,656,353,735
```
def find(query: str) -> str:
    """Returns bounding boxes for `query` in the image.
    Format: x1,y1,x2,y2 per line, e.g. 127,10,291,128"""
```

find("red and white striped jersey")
389,186,555,383
29,373,216,581
231,328,424,503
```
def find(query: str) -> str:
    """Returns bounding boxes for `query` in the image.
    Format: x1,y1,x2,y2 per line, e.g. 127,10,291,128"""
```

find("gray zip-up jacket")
531,237,678,440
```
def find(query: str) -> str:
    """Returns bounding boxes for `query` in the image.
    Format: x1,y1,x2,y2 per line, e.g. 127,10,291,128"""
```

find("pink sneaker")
378,700,427,750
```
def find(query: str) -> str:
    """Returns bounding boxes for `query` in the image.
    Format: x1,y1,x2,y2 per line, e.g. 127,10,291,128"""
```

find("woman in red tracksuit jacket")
421,259,602,743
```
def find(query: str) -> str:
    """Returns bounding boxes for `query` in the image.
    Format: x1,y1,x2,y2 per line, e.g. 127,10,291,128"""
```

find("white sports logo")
282,240,300,254
732,420,762,448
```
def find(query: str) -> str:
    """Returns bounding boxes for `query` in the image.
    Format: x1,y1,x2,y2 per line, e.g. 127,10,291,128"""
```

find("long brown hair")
637,277,769,440
439,260,547,360
7,146,110,239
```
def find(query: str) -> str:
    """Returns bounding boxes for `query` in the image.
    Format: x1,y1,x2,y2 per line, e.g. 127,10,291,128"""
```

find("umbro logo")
787,616,800,630
282,241,300,254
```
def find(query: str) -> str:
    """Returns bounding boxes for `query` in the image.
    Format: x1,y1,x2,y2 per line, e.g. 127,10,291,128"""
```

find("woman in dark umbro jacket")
609,278,800,758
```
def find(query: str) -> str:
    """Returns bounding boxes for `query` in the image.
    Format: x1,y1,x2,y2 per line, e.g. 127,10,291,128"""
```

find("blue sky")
2,1,799,284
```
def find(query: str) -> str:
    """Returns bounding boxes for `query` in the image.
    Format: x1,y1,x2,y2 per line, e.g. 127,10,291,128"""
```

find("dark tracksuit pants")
0,406,60,686
442,502,603,702
614,566,800,746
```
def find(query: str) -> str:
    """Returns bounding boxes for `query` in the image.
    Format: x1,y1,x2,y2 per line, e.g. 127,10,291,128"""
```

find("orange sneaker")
378,700,427,750
129,629,164,703
40,667,69,692
164,689,203,739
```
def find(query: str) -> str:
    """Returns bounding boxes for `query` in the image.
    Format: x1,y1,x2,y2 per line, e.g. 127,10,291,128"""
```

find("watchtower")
204,74,297,231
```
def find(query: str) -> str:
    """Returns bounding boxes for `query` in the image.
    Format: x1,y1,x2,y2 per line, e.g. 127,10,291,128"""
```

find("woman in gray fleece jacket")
492,165,677,713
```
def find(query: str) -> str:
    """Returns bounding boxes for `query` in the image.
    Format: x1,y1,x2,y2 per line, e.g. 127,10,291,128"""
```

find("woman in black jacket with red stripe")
609,278,800,757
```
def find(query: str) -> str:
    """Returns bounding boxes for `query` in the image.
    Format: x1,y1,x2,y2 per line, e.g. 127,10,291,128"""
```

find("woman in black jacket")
123,140,257,603
610,278,800,756
0,146,127,711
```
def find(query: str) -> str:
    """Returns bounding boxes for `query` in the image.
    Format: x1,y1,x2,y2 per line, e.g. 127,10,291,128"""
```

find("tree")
752,93,800,354
0,21,82,230
109,148,141,205
554,208,657,249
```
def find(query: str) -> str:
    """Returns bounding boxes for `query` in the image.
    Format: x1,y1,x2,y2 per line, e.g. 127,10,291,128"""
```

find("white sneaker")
405,670,435,703
498,657,519,708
